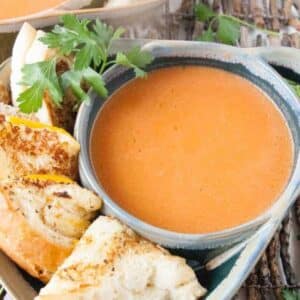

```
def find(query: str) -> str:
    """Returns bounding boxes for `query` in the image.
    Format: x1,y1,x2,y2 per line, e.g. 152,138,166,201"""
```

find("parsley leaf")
195,3,216,22
195,3,278,45
39,16,90,56
41,15,104,70
93,20,125,50
61,67,107,102
75,43,102,70
216,17,240,45
286,79,300,98
282,289,300,300
197,28,215,42
116,46,154,78
116,52,146,77
17,59,63,113
17,83,44,113
125,46,154,68
18,15,153,113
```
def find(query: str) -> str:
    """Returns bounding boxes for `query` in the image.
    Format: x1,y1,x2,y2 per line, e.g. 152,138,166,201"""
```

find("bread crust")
0,114,79,180
0,189,73,283
36,216,206,299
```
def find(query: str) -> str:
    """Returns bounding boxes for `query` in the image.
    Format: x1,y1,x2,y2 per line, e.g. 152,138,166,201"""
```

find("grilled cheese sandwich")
0,175,102,282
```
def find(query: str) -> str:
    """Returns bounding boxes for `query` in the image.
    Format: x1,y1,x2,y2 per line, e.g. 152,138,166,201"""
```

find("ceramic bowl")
75,41,300,249
0,0,166,63
0,0,93,27
0,0,166,33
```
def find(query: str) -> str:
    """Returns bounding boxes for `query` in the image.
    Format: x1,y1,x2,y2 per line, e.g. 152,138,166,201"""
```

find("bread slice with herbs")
10,22,37,105
0,175,102,282
0,106,79,180
36,216,206,300
10,23,77,131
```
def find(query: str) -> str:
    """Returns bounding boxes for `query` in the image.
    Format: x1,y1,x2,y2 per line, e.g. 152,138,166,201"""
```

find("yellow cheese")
24,174,74,184
7,116,71,137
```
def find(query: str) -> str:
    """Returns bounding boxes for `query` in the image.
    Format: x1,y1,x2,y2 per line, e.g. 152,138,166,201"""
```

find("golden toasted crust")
0,81,11,105
0,103,37,120
0,190,72,282
44,90,77,133
0,176,102,283
45,58,77,133
36,217,206,300
0,115,79,180
55,225,164,286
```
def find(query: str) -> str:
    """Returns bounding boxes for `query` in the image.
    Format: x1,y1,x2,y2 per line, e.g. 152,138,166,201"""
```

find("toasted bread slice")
36,216,206,300
0,81,11,105
11,24,57,125
0,110,79,180
10,22,37,105
10,23,77,131
0,102,37,120
41,80,78,133
0,175,102,282
24,30,59,125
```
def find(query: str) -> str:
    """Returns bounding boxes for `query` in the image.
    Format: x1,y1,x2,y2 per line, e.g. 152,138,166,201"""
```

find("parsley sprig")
18,60,63,113
17,15,153,113
195,3,300,99
195,3,278,45
282,289,300,300
286,79,300,98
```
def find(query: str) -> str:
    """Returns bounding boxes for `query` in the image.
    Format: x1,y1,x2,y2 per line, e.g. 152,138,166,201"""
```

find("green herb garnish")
116,46,154,78
286,79,300,98
282,289,300,300
17,15,153,113
18,60,63,113
195,3,278,45
0,285,4,296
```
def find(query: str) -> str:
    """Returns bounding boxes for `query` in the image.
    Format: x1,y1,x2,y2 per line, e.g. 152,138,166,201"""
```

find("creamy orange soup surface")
0,0,65,20
91,66,293,233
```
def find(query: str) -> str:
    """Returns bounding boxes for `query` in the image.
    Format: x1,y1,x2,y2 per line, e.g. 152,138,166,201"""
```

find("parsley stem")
99,55,108,75
105,60,117,68
18,15,153,113
99,60,117,74
221,15,279,36
208,17,217,31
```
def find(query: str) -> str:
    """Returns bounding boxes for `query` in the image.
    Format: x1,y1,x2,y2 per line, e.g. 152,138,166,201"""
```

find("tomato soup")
0,0,66,20
91,66,293,233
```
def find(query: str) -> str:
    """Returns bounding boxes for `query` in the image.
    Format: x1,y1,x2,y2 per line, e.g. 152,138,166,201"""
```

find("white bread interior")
10,22,36,106
24,30,57,125
10,23,76,130
36,216,206,300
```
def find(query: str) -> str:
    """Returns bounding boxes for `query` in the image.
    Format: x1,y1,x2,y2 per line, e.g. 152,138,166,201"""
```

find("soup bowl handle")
244,46,300,78
245,46,300,194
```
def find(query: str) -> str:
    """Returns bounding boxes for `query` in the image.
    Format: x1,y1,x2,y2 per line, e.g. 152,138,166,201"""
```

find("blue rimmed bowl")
75,41,300,250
